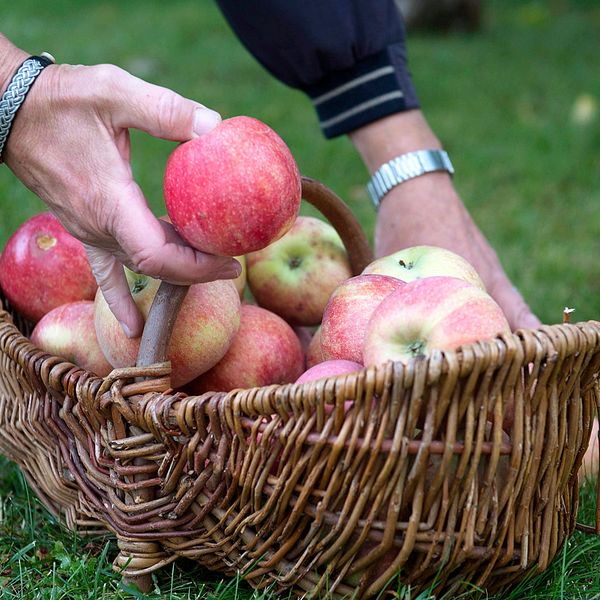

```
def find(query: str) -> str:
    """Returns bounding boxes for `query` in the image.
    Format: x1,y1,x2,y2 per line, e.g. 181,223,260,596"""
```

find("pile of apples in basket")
0,116,511,395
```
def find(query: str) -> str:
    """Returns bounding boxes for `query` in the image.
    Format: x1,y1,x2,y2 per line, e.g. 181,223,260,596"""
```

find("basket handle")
136,176,374,369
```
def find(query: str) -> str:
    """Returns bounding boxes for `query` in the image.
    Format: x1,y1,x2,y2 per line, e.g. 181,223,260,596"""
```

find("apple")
94,269,241,387
306,326,324,368
164,116,301,256
320,274,405,364
363,245,485,290
30,300,111,377
246,216,351,325
189,304,304,393
363,276,511,367
295,359,363,385
0,212,97,322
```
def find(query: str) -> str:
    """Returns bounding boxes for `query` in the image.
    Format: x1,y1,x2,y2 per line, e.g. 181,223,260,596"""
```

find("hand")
2,43,240,338
349,110,540,331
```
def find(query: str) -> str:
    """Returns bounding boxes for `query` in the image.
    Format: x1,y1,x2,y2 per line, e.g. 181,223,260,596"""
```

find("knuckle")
130,248,162,277
154,90,184,133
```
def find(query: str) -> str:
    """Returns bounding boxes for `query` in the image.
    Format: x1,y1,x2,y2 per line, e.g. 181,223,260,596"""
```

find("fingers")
488,272,541,331
85,245,145,338
110,181,241,284
109,67,221,140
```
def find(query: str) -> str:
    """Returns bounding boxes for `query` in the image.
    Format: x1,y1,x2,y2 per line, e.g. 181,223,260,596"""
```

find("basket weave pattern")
1,179,600,598
2,293,600,597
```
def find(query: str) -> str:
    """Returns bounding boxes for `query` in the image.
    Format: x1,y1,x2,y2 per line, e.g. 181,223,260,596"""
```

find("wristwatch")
367,149,454,211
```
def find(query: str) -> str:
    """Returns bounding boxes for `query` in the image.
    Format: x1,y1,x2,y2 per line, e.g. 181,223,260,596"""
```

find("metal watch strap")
367,149,455,210
0,52,55,161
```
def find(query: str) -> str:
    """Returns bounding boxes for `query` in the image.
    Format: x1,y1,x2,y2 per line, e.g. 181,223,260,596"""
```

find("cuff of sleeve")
305,43,420,139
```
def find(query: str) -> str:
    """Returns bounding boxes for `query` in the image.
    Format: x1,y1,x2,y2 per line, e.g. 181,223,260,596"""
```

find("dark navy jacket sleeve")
215,0,420,138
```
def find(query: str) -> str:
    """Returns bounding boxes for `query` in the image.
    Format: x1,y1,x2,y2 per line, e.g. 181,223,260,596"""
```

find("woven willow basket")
1,178,600,599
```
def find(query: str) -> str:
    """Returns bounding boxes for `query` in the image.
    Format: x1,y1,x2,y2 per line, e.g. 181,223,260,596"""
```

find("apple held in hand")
0,213,96,322
164,116,301,256
94,270,241,387
321,274,405,363
363,276,510,367
247,216,352,325
189,304,304,393
363,245,485,290
31,301,111,377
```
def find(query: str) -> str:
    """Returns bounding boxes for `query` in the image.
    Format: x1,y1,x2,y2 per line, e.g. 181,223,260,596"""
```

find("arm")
216,0,539,329
0,34,240,337
349,110,540,329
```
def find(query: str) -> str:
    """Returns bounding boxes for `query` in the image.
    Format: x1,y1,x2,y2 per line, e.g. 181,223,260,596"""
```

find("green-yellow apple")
320,274,405,363
363,245,485,290
31,300,111,376
0,213,97,322
189,304,304,393
164,116,301,256
246,216,352,325
363,276,510,366
94,269,241,387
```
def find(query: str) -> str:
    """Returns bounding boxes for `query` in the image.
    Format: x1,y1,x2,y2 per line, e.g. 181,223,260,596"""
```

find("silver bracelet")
367,149,454,211
0,52,55,161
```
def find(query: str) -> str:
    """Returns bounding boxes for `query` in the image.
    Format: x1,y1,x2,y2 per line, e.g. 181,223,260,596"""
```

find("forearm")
0,34,28,91
348,110,455,257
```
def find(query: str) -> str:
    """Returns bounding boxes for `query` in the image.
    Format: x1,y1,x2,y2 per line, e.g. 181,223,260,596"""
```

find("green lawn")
2,0,600,598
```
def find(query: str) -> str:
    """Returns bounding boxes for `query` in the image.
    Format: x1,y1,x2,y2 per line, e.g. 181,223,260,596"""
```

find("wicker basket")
1,177,600,599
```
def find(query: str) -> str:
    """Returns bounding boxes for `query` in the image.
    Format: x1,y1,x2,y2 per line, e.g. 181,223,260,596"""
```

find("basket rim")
2,294,600,403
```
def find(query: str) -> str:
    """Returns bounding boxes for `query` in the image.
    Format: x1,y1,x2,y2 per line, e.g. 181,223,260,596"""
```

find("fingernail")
229,259,242,278
121,322,135,339
193,107,221,135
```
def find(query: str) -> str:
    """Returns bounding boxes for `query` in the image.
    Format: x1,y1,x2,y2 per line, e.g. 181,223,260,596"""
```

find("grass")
1,0,600,597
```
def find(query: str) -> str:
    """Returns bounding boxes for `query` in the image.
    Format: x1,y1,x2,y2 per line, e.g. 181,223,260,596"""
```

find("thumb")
112,71,221,140
85,245,145,339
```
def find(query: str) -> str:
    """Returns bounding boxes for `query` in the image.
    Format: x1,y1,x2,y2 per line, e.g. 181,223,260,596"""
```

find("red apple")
246,216,352,325
363,245,485,290
189,304,304,393
306,326,324,368
164,116,301,256
363,276,510,366
94,269,241,387
320,274,405,364
295,359,363,385
0,212,97,322
30,300,111,376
